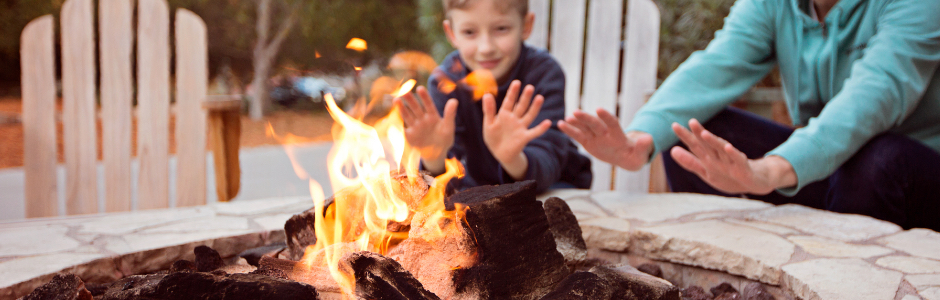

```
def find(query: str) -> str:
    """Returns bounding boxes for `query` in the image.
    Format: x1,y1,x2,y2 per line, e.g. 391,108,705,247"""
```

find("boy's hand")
482,80,552,180
558,108,654,171
670,119,796,195
394,86,458,174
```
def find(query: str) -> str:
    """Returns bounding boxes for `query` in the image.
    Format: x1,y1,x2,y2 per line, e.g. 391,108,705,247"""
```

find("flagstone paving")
1,191,939,300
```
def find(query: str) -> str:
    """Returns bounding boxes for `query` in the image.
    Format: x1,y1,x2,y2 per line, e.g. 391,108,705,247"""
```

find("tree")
248,0,302,120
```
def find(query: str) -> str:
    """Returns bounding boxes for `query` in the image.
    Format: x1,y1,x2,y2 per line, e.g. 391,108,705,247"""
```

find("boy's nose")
477,35,497,56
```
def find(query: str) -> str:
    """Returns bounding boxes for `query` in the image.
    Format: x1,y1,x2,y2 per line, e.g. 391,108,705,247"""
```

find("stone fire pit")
1,191,939,299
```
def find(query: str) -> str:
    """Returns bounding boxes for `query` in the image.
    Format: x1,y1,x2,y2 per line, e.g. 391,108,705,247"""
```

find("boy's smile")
443,0,534,84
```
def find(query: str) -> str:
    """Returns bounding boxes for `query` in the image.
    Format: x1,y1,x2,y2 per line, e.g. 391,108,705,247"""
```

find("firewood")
18,273,93,300
543,197,588,264
342,251,441,300
238,242,287,266
538,271,616,300
94,271,320,300
589,265,680,300
446,180,570,300
195,245,224,272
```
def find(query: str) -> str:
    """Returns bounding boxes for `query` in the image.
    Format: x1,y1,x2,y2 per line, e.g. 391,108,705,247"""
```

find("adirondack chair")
20,0,209,217
526,0,661,193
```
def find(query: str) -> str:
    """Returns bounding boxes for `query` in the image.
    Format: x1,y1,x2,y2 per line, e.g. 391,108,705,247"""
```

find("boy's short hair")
443,0,528,18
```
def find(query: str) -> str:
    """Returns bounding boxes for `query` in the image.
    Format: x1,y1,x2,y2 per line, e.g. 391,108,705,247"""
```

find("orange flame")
462,69,498,101
346,38,368,52
271,92,466,297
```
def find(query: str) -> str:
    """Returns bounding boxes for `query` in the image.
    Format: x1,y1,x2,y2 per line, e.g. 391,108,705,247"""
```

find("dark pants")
662,107,940,231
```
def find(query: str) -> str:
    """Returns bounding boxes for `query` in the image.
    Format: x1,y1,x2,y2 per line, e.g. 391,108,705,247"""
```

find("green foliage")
656,0,735,79
0,0,65,90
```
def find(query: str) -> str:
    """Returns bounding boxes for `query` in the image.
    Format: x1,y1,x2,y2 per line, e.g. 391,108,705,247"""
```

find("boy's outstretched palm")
482,81,552,179
558,108,653,171
394,86,458,173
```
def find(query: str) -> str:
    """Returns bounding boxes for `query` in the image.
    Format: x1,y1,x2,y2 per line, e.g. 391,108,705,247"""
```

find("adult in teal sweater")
558,0,940,231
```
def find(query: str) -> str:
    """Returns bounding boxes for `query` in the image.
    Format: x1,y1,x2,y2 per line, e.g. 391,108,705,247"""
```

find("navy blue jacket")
427,44,592,193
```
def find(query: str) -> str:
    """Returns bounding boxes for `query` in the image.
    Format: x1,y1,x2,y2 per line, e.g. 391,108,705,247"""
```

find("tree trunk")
248,0,298,120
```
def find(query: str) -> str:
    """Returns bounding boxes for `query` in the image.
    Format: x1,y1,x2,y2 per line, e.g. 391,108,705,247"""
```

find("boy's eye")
496,26,510,32
462,29,475,36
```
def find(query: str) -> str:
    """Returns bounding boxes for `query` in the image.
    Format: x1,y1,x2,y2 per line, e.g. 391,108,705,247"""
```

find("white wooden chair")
20,0,209,217
526,0,661,193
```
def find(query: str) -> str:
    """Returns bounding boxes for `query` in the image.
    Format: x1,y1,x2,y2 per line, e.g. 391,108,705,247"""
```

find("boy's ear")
443,19,458,47
521,12,535,40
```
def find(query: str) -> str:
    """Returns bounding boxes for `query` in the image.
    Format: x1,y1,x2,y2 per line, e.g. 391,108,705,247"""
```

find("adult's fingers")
573,110,608,137
563,115,594,138
514,84,535,117
522,95,545,126
688,119,721,160
558,120,589,142
700,129,735,165
670,146,707,178
672,122,709,160
597,109,621,131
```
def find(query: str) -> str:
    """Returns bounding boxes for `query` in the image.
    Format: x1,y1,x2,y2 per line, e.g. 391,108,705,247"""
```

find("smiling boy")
394,0,592,193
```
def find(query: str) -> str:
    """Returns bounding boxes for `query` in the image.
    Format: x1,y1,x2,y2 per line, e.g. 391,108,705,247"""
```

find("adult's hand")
670,118,797,195
482,80,553,180
558,108,654,171
394,86,458,174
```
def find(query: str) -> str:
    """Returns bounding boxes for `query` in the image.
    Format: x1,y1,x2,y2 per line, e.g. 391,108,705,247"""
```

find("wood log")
343,251,441,300
589,265,680,300
543,197,588,264
538,271,615,300
94,271,320,300
446,180,570,300
18,273,93,300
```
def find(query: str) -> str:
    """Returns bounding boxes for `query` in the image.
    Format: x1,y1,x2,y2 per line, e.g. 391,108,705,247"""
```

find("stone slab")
876,256,940,274
879,229,940,261
591,192,771,223
922,287,940,300
788,236,894,258
214,196,312,216
254,213,295,232
782,258,902,300
579,217,632,251
725,219,799,235
75,208,214,235
0,226,78,257
906,274,940,293
746,204,902,242
563,199,610,219
901,295,922,300
0,252,106,288
537,188,591,202
632,220,794,284
141,215,249,233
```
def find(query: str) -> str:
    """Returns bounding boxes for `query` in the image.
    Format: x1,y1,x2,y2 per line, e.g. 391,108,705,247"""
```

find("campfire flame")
346,38,368,52
269,78,466,297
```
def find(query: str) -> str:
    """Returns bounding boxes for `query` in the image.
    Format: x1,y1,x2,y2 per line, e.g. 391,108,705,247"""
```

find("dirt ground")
0,97,335,169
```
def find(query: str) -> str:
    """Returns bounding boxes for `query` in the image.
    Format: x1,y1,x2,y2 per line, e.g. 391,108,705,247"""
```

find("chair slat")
581,0,624,191
174,9,209,207
137,0,171,210
526,0,550,49
615,0,661,193
99,0,134,212
61,0,99,214
21,16,58,218
549,0,587,118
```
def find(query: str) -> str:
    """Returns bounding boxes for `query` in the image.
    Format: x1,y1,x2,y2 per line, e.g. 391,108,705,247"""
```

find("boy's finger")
514,85,535,117
416,86,437,119
395,98,416,126
403,91,424,116
525,120,553,141
522,95,545,126
442,99,459,129
501,80,522,115
482,93,497,125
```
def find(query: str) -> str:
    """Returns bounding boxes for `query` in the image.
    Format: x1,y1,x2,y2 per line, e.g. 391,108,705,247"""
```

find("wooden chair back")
526,0,661,193
21,0,209,217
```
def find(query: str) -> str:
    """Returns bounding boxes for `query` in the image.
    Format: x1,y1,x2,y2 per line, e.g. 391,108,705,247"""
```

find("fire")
346,38,368,52
270,82,466,297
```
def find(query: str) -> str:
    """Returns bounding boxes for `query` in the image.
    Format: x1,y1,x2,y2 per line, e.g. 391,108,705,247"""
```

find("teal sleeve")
769,0,940,195
625,0,777,155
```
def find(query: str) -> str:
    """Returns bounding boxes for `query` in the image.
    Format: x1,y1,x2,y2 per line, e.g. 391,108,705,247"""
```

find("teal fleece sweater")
626,0,940,195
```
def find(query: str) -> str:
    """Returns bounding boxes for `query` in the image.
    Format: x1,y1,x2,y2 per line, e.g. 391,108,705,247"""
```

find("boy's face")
443,0,534,84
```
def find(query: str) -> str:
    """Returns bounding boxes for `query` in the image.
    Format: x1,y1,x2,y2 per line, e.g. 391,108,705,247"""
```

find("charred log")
590,265,680,300
447,180,570,300
711,283,741,300
94,272,319,300
195,245,224,272
543,197,588,264
17,273,93,300
681,286,711,300
637,263,664,279
170,260,197,273
538,271,616,300
239,242,287,267
741,283,775,300
343,251,441,300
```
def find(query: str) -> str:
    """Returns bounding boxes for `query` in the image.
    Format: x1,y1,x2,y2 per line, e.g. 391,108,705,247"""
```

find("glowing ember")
269,87,466,297
393,79,417,98
346,38,368,52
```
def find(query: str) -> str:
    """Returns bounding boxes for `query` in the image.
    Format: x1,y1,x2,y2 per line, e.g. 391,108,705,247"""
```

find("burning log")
538,271,614,299
543,197,588,264
18,274,93,300
91,271,320,300
446,180,571,300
